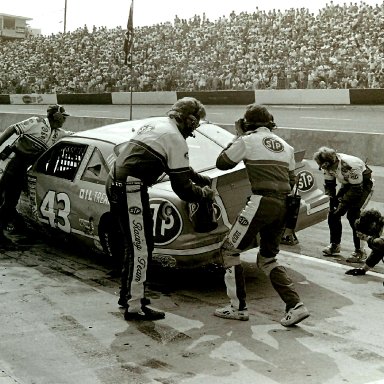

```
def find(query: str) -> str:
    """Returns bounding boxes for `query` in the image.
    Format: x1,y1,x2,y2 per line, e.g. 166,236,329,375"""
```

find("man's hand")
345,268,366,276
356,231,370,241
200,175,212,187
201,186,215,200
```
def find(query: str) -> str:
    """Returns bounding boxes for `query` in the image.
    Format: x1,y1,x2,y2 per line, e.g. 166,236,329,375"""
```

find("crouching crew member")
345,209,384,280
106,97,214,321
214,104,310,326
313,147,373,263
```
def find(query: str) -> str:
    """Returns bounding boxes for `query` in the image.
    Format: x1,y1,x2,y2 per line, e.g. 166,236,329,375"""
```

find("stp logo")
263,137,284,152
238,216,249,226
296,170,315,192
129,206,142,215
150,198,182,246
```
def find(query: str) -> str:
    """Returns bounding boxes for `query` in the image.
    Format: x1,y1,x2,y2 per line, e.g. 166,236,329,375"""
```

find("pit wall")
1,89,384,105
1,89,384,165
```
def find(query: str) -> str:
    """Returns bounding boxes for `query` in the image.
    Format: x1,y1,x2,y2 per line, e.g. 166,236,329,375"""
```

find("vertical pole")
129,0,134,120
64,0,67,33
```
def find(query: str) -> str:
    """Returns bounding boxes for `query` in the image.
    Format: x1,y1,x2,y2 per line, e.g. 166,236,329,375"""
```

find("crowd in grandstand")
1,1,384,93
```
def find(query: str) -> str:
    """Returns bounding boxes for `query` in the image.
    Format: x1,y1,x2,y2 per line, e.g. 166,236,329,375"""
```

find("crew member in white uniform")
313,146,373,262
0,104,72,249
214,104,310,327
106,97,214,321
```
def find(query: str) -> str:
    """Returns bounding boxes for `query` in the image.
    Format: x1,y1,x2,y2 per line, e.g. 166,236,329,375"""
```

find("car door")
27,141,89,240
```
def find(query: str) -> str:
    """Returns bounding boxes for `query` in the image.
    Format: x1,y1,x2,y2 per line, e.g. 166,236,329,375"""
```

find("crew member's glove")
201,185,215,200
201,175,212,187
345,268,366,276
356,231,370,241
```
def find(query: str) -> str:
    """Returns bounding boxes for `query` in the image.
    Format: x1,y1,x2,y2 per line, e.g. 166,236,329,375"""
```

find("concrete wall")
1,89,384,165
2,89,384,105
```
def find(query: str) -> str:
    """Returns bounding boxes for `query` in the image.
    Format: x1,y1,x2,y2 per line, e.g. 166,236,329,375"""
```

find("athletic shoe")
346,249,367,263
322,243,341,256
214,305,249,321
281,302,310,327
124,306,165,321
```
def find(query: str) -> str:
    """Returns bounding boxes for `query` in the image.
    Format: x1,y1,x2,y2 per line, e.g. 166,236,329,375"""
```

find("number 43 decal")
40,190,71,233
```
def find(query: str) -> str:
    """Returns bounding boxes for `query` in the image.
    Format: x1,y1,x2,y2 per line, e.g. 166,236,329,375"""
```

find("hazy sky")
2,0,382,35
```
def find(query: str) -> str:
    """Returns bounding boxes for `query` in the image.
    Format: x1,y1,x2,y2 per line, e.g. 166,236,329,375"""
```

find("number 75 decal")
40,190,71,233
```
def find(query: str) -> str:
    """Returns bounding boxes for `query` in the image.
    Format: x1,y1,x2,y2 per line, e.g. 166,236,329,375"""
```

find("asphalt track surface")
1,103,384,133
1,104,384,384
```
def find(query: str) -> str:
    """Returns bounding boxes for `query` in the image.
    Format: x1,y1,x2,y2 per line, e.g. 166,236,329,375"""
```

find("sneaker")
281,302,310,327
322,243,341,256
124,306,165,321
214,305,249,321
346,249,367,263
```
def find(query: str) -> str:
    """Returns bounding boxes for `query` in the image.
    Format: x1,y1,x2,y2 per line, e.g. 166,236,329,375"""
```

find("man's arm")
0,125,17,147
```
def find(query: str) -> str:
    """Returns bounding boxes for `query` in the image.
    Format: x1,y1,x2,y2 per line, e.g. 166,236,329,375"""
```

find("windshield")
186,130,225,172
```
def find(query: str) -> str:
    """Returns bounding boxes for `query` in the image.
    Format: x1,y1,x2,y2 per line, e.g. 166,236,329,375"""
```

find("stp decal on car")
150,198,182,246
296,170,315,192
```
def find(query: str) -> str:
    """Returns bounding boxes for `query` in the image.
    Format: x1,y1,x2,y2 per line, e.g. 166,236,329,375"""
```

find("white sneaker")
346,249,367,263
214,305,249,321
281,302,310,327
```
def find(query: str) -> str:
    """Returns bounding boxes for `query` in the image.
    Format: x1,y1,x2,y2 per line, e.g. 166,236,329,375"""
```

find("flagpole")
129,0,134,120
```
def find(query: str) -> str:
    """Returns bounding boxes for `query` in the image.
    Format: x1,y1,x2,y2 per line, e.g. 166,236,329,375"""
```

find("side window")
35,142,87,181
81,147,110,185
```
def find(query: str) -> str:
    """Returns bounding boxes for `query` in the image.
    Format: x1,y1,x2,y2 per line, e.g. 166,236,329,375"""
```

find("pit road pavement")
1,105,384,384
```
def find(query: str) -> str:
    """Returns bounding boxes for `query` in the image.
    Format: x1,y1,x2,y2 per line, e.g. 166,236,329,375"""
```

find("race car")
9,118,329,268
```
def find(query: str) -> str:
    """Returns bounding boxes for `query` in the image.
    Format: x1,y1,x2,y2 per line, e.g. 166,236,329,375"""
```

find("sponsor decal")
150,198,182,246
188,202,199,218
137,124,154,135
296,170,315,192
129,206,142,215
132,220,143,251
238,216,249,226
21,95,43,104
79,188,109,204
262,137,284,152
231,230,241,244
135,256,147,282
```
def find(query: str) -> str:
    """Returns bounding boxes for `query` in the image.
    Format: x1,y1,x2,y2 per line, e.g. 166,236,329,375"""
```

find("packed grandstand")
1,1,384,94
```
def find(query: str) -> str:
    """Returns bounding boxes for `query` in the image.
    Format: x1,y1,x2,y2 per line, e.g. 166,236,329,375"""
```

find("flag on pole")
123,0,134,65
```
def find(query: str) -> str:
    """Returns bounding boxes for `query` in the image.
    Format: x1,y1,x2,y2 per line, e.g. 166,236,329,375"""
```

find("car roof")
71,117,232,148
72,117,162,145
